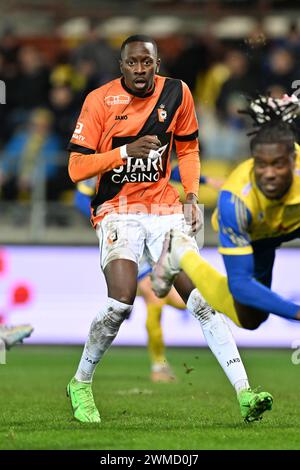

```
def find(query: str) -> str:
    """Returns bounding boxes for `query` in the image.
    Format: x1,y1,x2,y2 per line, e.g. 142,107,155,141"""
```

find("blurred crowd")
0,20,300,211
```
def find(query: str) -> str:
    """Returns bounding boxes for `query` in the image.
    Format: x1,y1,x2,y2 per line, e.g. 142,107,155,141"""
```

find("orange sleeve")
68,88,126,183
174,81,199,139
68,150,125,183
175,139,200,197
69,91,104,151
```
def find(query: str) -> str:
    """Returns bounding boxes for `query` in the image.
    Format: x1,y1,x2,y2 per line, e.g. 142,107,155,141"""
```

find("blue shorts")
137,256,152,282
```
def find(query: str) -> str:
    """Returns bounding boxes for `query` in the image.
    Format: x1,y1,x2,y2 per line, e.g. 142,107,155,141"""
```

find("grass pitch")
0,346,299,450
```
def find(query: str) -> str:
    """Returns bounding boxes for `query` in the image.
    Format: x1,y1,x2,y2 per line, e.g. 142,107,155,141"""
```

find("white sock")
187,289,249,394
234,379,250,394
152,362,169,372
75,297,133,383
170,230,198,268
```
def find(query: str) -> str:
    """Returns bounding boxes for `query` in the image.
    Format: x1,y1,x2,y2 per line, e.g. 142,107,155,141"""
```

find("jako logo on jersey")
105,95,130,106
157,105,167,122
115,115,128,120
72,122,85,141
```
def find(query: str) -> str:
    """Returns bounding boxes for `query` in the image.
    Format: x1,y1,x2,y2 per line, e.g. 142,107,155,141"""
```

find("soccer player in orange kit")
66,35,272,423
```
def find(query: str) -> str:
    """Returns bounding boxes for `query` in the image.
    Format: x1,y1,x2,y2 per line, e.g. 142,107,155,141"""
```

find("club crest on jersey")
157,104,167,122
105,95,130,106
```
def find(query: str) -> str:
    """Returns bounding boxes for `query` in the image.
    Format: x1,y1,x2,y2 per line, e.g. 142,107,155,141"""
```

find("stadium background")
1,0,300,453
1,0,300,347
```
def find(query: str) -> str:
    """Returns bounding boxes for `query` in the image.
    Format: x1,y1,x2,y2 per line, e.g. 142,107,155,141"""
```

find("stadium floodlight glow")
0,80,6,104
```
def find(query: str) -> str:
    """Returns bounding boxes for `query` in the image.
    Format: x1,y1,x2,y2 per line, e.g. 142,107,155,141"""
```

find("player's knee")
113,298,133,320
186,288,205,318
116,294,136,309
107,288,136,307
97,297,133,325
233,299,269,330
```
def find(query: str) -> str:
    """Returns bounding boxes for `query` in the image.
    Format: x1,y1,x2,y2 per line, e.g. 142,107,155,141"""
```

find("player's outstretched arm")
224,253,300,320
218,191,300,320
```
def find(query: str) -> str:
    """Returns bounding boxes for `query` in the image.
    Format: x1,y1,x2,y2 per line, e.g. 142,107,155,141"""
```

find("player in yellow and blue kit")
152,94,300,330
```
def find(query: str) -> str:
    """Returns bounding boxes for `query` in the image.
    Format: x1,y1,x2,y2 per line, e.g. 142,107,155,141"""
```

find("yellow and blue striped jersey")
212,144,300,255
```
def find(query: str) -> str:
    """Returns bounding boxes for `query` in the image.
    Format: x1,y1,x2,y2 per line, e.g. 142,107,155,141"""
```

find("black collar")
121,77,155,98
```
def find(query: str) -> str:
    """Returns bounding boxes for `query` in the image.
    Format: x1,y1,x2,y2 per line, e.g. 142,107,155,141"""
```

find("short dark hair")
120,35,158,58
250,122,296,153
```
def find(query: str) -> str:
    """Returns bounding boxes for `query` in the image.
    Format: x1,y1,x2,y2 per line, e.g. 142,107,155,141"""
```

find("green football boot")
238,388,273,423
66,377,101,423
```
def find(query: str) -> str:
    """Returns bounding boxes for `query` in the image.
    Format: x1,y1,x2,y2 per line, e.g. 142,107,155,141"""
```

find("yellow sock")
180,251,242,327
145,303,166,365
165,291,186,310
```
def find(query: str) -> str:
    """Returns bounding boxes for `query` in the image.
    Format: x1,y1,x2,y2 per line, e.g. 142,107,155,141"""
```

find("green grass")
0,346,299,450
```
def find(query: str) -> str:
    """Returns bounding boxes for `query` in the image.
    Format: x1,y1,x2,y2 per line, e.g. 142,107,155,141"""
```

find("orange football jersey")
68,75,200,226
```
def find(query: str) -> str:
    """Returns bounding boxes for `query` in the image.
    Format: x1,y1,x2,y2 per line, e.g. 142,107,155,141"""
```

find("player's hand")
184,193,203,235
126,135,161,159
